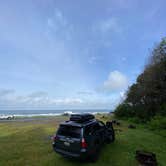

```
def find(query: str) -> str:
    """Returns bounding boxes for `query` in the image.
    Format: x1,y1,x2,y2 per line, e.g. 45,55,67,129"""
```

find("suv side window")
84,123,100,136
84,122,104,136
98,121,105,128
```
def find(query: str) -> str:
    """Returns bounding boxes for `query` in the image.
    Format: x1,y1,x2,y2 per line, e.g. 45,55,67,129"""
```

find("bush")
158,103,166,116
134,105,154,121
148,116,166,130
114,103,134,118
128,117,147,124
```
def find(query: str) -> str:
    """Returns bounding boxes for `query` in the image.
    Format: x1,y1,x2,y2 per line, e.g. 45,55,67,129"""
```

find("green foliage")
158,103,166,116
115,104,151,121
128,117,146,124
115,37,166,121
148,116,166,130
114,103,134,118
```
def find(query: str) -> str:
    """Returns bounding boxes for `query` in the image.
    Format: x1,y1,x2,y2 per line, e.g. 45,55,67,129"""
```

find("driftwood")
136,150,157,166
112,120,121,126
112,120,117,124
128,124,136,129
116,122,120,126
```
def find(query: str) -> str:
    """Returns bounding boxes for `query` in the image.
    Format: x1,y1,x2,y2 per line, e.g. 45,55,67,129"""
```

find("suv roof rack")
70,113,95,123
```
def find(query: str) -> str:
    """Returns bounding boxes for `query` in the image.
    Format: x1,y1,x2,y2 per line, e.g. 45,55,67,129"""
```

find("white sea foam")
0,110,110,118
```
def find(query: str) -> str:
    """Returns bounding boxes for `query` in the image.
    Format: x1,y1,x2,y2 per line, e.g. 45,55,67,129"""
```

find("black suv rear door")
55,125,82,153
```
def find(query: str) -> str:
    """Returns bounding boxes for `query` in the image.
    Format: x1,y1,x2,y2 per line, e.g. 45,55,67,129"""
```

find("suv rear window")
57,125,81,138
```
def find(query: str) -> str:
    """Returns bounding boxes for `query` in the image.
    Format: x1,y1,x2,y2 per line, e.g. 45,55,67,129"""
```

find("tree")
115,38,166,120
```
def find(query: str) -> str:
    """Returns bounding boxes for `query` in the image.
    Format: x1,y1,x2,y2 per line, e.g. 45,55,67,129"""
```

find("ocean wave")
0,110,110,118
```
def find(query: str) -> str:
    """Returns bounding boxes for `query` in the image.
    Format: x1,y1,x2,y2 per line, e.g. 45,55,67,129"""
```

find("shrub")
128,117,147,124
114,103,134,118
158,103,166,116
148,116,166,130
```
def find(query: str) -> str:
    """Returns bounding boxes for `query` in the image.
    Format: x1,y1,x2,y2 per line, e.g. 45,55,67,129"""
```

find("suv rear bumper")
52,143,87,159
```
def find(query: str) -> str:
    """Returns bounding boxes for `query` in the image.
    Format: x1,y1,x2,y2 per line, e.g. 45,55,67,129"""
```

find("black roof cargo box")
70,113,95,123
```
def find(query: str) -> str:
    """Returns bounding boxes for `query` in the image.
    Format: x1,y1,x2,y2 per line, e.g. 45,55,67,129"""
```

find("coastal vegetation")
115,38,166,130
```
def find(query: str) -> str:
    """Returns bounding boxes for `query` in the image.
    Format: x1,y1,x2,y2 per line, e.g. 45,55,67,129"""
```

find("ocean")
0,109,111,117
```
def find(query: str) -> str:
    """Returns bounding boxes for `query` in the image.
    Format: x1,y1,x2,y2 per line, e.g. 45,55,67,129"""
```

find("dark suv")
52,114,115,161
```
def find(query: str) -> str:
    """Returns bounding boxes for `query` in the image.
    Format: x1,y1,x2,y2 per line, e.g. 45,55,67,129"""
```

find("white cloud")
100,71,128,92
100,18,122,34
94,18,122,35
0,89,15,97
92,17,123,47
113,0,134,9
47,9,66,29
77,91,94,96
88,56,99,64
145,5,161,21
0,89,121,110
46,8,73,41
49,98,83,105
122,57,126,62
120,91,125,98
0,89,84,108
28,91,48,98
119,90,127,101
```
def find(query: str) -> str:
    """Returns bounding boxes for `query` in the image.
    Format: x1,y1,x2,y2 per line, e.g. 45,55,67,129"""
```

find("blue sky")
0,0,166,110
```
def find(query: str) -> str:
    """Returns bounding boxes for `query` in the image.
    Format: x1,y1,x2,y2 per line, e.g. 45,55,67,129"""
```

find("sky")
0,0,166,111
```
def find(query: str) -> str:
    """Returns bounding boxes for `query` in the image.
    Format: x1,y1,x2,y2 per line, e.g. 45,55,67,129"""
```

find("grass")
0,116,166,166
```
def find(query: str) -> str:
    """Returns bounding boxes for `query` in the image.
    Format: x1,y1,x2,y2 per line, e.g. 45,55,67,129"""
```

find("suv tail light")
52,135,58,141
81,138,87,148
